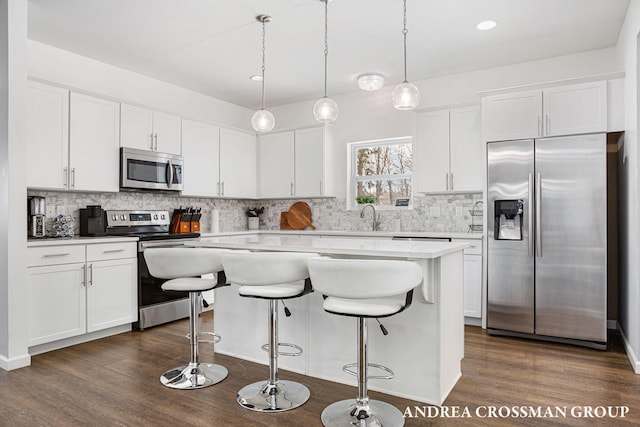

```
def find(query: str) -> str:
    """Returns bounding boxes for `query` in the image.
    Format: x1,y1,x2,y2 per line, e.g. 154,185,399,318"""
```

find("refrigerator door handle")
528,173,534,257
536,172,542,257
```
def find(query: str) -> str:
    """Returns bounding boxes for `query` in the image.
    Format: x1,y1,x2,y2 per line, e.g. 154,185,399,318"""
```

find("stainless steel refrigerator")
487,133,607,348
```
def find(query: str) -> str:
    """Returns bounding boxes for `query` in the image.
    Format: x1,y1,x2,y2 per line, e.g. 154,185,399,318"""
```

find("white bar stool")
144,247,230,390
308,257,423,427
222,251,319,412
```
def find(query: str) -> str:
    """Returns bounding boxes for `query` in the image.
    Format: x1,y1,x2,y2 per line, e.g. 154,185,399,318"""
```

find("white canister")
248,216,259,230
211,209,220,233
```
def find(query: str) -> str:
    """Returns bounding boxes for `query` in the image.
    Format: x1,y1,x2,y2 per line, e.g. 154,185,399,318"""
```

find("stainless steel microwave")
120,147,183,191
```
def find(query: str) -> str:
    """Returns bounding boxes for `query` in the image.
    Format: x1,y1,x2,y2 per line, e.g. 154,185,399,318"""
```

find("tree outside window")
351,138,412,207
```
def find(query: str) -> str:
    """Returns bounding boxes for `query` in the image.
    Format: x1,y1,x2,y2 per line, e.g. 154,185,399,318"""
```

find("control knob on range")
120,214,126,221
153,214,158,220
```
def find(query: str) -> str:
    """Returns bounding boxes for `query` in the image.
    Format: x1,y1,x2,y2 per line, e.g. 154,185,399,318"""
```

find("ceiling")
27,0,630,109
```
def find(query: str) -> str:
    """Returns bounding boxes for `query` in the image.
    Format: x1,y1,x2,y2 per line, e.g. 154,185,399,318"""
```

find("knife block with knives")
171,207,201,234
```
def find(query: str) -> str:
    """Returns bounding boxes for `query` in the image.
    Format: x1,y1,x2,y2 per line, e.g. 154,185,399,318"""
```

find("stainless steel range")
105,209,200,330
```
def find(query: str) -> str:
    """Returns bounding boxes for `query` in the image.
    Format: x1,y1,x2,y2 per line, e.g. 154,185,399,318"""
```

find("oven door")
134,240,198,330
120,147,183,191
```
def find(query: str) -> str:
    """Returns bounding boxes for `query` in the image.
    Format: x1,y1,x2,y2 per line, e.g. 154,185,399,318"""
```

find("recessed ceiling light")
357,74,384,91
476,20,497,31
250,75,263,81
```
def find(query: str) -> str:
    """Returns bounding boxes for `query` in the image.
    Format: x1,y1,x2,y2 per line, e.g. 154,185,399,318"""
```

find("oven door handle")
166,160,174,189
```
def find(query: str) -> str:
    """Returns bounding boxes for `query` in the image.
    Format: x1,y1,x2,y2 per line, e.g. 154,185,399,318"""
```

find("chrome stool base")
321,399,405,427
237,380,310,412
160,362,228,390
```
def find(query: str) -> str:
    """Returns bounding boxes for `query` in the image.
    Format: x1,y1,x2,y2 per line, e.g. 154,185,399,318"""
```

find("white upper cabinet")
542,81,607,136
259,126,334,198
259,131,295,198
415,105,482,193
69,93,121,192
181,119,220,198
219,128,257,198
27,82,69,190
120,103,181,154
482,81,607,142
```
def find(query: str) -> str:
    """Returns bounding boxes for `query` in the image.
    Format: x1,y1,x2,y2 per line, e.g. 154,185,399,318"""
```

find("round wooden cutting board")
286,201,316,230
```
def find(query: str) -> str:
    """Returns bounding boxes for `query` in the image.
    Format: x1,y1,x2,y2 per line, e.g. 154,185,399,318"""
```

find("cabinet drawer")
86,242,137,262
28,245,85,267
452,239,482,255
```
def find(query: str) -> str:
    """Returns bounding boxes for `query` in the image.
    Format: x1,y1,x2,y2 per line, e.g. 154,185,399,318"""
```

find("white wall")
272,47,621,200
27,40,254,132
616,1,640,373
0,0,30,370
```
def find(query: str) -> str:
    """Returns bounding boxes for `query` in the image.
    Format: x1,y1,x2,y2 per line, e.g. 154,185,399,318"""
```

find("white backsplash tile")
27,191,483,235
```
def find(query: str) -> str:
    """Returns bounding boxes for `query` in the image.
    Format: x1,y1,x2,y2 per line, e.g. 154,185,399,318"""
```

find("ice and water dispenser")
494,200,524,240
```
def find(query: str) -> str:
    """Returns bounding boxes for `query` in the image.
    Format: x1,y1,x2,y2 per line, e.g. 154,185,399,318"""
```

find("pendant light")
251,15,275,133
312,0,338,123
392,0,420,110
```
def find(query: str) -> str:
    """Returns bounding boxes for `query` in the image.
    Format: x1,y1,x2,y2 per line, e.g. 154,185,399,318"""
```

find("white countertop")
191,234,469,259
27,236,139,247
200,229,483,240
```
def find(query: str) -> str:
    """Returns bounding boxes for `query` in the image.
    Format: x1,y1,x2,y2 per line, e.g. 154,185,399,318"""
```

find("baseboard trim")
617,323,640,374
0,353,31,371
28,324,132,356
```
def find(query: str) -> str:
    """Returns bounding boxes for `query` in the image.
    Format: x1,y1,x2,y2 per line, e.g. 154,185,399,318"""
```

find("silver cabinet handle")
44,252,71,257
103,249,125,253
291,182,294,196
149,133,154,150
538,116,542,137
528,173,534,257
221,181,225,196
166,160,173,188
154,133,158,151
545,115,550,136
63,167,68,188
320,180,323,195
71,168,76,188
81,264,86,287
450,173,454,191
536,173,542,257
217,182,221,196
88,263,93,286
445,173,449,191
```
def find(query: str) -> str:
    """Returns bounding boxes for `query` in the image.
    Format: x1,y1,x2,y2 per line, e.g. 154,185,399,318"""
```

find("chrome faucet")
360,204,379,231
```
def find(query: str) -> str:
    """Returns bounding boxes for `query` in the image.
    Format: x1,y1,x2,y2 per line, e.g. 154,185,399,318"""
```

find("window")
350,137,413,208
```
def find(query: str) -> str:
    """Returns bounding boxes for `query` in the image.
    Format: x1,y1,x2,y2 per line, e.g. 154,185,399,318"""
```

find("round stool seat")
222,251,319,289
238,281,306,298
323,295,408,317
162,277,217,292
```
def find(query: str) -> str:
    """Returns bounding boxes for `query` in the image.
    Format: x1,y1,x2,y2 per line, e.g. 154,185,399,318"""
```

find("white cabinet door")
26,82,69,190
543,81,607,137
86,258,137,333
259,131,295,198
120,103,154,151
27,263,86,346
295,127,325,197
450,105,482,192
219,128,257,198
69,93,120,192
482,90,542,142
153,111,182,154
463,255,482,318
182,119,220,197
415,109,450,193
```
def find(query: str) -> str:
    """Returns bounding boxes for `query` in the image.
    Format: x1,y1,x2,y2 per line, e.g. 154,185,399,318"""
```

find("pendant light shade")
393,0,420,110
312,0,338,123
252,15,275,133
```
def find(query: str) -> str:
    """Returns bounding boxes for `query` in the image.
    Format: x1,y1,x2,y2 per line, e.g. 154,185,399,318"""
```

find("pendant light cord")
261,18,267,110
402,0,408,83
323,0,329,98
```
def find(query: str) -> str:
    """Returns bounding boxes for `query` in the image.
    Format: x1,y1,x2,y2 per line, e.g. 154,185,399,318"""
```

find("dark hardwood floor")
1,316,639,426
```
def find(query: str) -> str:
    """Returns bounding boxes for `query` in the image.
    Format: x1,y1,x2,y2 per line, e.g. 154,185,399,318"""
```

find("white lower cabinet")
27,242,137,347
452,239,483,320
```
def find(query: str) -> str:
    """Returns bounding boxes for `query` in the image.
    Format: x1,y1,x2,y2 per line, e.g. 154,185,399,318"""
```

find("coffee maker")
28,196,46,238
80,205,107,237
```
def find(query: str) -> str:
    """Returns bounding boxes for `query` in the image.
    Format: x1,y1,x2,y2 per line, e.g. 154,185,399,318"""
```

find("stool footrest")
185,331,221,344
342,362,394,380
260,342,303,357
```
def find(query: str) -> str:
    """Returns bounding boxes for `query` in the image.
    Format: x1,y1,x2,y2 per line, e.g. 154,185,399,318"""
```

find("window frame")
348,136,413,210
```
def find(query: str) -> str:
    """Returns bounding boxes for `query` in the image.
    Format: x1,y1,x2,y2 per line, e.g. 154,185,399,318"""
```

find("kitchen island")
190,235,468,405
